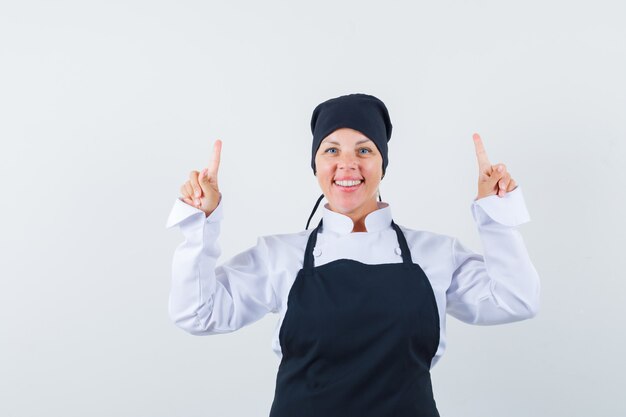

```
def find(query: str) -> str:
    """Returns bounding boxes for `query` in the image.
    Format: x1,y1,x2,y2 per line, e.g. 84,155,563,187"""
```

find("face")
314,127,383,218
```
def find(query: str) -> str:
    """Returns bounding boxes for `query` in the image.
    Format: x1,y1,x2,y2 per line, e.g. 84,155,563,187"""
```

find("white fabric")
165,186,540,369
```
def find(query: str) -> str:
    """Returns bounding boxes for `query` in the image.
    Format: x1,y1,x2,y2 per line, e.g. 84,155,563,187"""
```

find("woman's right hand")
179,139,222,217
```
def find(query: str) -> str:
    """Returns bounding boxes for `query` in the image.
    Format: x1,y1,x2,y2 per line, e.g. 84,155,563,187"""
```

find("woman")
165,93,540,416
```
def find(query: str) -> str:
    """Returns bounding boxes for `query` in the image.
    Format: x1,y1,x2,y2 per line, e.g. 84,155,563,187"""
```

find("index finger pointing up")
472,133,491,169
208,139,222,178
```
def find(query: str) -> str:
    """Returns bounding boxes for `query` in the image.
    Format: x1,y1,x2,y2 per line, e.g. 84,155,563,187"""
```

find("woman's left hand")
472,133,518,200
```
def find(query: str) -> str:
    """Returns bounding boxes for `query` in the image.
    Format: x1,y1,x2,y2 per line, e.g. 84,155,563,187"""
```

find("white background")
1,1,624,416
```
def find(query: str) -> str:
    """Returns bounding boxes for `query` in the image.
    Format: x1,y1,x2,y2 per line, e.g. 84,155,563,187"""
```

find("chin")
324,183,378,214
329,198,369,214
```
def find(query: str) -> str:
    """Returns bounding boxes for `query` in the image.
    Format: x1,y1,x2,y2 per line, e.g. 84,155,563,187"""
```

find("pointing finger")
473,133,491,170
208,139,222,178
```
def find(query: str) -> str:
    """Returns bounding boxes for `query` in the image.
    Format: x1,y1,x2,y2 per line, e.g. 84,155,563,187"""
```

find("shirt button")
395,247,402,256
313,247,322,257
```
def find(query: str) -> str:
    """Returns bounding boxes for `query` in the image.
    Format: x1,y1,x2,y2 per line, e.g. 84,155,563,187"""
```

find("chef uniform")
165,94,541,416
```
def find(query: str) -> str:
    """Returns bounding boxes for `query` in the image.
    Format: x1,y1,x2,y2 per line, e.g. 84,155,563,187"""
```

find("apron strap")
304,218,413,271
305,193,383,230
303,218,323,271
305,194,325,230
390,220,413,265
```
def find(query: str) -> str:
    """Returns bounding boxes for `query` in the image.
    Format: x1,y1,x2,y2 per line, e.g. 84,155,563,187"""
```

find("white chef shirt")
165,186,540,369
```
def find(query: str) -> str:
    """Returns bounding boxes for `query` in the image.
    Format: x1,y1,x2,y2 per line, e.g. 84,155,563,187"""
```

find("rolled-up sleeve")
446,186,541,325
165,194,278,335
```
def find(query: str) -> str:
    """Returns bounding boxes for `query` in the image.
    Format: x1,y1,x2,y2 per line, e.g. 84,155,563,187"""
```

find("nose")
337,152,358,170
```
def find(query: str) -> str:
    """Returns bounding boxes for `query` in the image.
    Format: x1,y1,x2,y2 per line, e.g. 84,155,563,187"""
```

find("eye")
324,147,338,154
359,148,372,154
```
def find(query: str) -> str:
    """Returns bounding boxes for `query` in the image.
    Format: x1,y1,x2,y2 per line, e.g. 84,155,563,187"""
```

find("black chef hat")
310,93,393,177
305,93,393,230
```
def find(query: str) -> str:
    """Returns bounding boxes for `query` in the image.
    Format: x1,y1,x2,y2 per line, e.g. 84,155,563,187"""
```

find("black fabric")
310,93,393,176
269,218,441,417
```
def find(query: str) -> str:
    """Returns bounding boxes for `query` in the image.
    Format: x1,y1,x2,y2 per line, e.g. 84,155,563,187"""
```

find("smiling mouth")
333,179,364,189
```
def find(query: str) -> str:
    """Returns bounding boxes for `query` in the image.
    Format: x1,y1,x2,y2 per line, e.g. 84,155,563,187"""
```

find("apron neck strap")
305,194,325,230
390,220,413,265
303,218,413,271
305,192,383,231
303,218,323,271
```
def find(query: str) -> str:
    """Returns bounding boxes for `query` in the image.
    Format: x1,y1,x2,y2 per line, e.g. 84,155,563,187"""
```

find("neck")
351,219,368,233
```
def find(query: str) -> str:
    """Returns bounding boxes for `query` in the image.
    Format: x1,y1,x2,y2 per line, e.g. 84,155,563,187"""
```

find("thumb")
488,165,506,186
199,167,219,191
198,168,210,190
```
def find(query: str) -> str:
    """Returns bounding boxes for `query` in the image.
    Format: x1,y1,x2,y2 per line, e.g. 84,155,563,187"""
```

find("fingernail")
195,189,201,197
498,166,503,172
195,199,200,206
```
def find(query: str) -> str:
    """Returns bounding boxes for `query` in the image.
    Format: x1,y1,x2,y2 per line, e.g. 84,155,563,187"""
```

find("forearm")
474,221,541,319
168,211,222,334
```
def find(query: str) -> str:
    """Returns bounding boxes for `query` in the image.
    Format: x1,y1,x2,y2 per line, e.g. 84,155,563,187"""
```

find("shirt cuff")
165,193,223,229
471,186,530,227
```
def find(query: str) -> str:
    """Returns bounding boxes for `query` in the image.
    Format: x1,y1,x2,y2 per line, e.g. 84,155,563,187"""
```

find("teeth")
335,180,362,186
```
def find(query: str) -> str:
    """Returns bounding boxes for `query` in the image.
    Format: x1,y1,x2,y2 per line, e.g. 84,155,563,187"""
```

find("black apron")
269,218,441,417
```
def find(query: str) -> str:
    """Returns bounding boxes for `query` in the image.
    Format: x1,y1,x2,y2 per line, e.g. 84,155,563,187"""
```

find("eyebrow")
322,139,373,146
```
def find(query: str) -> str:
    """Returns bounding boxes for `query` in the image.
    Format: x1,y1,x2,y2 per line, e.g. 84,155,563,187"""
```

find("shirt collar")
320,202,392,235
